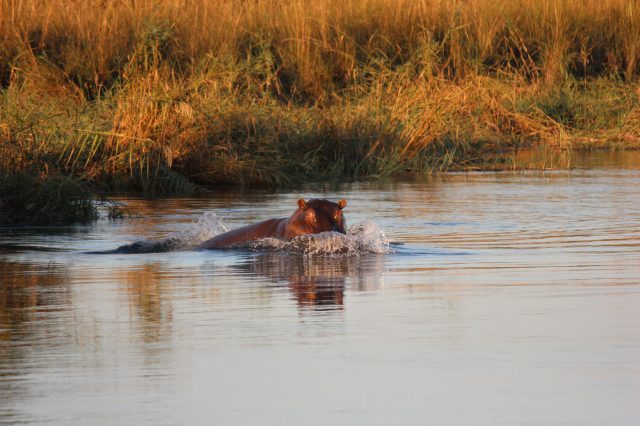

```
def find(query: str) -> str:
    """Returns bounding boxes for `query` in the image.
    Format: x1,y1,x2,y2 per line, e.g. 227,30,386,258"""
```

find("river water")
1,152,639,425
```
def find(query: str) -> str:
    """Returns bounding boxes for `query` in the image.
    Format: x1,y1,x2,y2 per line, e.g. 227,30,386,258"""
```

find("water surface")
1,162,640,425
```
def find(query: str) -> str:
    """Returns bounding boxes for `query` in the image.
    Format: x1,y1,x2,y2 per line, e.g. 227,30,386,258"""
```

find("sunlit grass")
0,0,639,222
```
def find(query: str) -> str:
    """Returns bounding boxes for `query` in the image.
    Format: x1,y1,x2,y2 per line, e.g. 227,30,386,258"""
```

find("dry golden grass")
0,0,639,218
2,0,638,88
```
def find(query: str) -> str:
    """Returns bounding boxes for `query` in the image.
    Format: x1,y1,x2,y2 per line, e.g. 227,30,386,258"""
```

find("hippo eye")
306,209,317,223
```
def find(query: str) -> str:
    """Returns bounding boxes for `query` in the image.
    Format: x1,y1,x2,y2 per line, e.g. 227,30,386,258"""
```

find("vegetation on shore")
1,0,639,223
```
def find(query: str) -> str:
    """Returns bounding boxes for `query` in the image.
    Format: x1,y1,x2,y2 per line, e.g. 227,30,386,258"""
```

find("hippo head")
297,198,347,234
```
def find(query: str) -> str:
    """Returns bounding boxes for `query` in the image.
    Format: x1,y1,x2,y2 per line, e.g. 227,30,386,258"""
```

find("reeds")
3,0,638,87
0,0,639,222
0,173,98,224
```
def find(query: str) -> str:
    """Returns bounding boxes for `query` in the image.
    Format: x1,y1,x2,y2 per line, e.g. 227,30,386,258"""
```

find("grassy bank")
1,0,639,222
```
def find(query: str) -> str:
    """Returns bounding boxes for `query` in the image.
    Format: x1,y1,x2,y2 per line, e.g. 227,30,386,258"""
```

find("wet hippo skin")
196,198,347,249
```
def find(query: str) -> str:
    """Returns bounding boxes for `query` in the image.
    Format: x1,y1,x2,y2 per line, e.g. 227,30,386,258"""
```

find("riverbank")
1,0,639,223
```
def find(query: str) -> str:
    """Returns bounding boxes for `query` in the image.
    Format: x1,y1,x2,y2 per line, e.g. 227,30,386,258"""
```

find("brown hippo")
197,198,347,249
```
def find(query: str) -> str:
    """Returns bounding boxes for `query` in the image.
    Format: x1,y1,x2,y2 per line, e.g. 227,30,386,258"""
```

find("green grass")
0,0,639,223
0,173,98,225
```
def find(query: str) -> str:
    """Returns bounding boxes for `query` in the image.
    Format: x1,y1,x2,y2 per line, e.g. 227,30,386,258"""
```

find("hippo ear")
297,199,307,210
337,199,347,209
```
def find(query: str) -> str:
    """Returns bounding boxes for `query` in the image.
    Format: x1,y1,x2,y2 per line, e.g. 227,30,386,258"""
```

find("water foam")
248,221,390,256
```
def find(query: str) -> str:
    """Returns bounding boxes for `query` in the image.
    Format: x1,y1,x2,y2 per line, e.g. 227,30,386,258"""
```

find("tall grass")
0,0,639,216
2,0,638,87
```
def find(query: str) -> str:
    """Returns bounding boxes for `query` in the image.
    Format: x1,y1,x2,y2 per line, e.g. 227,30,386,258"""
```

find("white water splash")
111,213,389,255
248,221,390,256
112,211,230,253
347,222,391,254
182,211,231,246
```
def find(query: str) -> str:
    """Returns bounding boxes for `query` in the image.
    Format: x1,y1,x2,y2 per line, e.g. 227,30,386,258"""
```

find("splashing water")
186,211,231,244
248,222,390,256
347,222,391,254
107,213,389,255
108,211,230,253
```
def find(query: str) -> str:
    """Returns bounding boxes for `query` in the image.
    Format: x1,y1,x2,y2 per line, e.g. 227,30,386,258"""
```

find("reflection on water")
514,147,640,169
236,254,385,310
120,264,174,343
1,156,639,425
0,260,73,424
0,260,71,340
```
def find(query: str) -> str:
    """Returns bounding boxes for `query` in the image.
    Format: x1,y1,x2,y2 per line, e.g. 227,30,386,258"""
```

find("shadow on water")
0,243,69,253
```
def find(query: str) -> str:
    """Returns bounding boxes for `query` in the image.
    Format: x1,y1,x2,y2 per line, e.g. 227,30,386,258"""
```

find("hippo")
197,198,347,249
